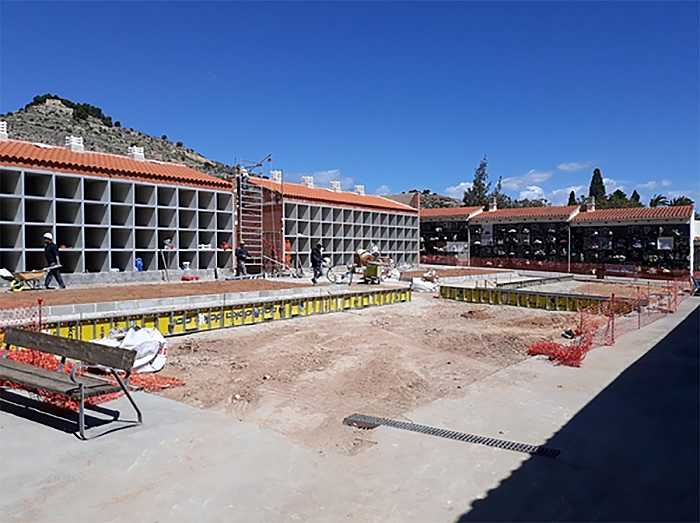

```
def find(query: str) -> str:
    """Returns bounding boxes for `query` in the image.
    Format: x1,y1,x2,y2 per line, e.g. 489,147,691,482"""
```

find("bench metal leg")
78,383,87,440
112,370,143,425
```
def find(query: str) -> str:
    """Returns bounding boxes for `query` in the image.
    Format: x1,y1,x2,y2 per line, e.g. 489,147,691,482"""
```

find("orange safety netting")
528,282,688,367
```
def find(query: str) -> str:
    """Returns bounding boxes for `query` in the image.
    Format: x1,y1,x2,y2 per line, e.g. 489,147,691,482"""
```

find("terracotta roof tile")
572,205,694,223
249,177,417,213
0,139,231,190
420,206,483,218
471,205,579,222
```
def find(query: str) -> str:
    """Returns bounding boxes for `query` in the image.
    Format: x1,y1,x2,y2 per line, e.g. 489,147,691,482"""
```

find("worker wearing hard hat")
43,232,66,289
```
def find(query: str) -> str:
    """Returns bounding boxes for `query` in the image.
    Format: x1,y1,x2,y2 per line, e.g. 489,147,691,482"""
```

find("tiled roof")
471,205,579,222
420,206,483,218
573,205,694,223
249,177,417,213
0,139,231,190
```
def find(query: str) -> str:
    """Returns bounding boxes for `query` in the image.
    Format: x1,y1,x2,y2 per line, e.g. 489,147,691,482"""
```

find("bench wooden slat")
4,328,136,371
0,358,121,398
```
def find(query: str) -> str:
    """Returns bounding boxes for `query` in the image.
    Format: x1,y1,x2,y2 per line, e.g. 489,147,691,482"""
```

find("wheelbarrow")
0,267,49,291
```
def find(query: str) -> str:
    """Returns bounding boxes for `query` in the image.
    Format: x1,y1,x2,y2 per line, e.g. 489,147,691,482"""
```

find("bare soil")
0,279,309,309
159,294,574,455
572,281,670,299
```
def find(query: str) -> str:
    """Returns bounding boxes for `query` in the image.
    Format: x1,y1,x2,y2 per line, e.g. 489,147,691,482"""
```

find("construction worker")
235,242,249,276
311,242,324,285
43,232,66,289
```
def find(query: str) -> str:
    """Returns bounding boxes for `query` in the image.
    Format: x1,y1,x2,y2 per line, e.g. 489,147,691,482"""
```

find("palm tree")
669,195,694,206
649,194,669,207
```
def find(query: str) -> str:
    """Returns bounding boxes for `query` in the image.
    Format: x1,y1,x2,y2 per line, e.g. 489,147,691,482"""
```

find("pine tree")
588,168,606,202
463,156,491,208
630,190,642,207
567,190,577,205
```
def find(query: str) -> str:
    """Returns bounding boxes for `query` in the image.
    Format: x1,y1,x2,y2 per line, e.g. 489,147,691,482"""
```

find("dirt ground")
400,266,502,280
572,281,674,299
0,279,309,309
159,294,575,455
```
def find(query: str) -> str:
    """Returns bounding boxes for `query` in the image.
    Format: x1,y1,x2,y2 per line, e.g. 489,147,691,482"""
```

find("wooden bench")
0,327,141,439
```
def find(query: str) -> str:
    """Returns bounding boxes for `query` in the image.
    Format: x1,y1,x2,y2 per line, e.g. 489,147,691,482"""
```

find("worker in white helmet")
43,232,66,289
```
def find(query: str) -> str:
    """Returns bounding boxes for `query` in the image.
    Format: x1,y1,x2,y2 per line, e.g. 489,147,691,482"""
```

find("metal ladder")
238,180,263,274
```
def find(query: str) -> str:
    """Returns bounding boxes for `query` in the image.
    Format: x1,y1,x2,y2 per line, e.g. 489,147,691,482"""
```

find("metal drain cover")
343,413,560,458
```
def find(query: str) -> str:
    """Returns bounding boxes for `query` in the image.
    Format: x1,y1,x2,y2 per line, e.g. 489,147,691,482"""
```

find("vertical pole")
567,225,571,274
37,298,43,331
610,293,615,344
637,286,641,329
467,223,471,267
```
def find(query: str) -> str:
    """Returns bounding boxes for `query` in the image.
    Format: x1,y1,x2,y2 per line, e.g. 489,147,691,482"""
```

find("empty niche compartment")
111,182,133,203
198,211,215,229
372,212,380,225
135,228,156,249
284,203,297,220
56,226,82,249
25,199,52,223
310,206,321,222
363,212,371,225
85,227,108,249
353,224,362,237
217,212,232,230
135,184,156,206
332,208,342,222
111,204,133,226
84,179,108,202
322,223,332,237
298,205,310,221
298,221,310,238
25,251,47,271
343,209,352,222
198,191,215,210
179,250,196,270
352,210,361,224
0,197,22,222
333,222,342,236
179,230,197,250
55,176,81,199
158,186,177,207
135,251,157,271
55,250,82,273
198,250,215,269
111,251,133,272
85,251,109,273
158,208,176,228
321,207,332,222
25,225,52,248
333,238,343,252
216,192,232,211
111,228,133,249
178,188,196,208
343,224,352,237
135,206,156,227
284,220,297,236
56,201,82,224
310,221,321,237
179,209,196,229
0,224,22,249
0,250,22,272
217,250,232,268
24,172,53,198
84,203,108,225
0,170,21,195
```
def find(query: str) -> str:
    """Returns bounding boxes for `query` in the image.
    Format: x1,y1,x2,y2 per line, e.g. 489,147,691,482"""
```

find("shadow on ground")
458,306,699,522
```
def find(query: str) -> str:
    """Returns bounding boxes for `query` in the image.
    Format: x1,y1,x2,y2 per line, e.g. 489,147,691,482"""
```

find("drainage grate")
343,413,560,458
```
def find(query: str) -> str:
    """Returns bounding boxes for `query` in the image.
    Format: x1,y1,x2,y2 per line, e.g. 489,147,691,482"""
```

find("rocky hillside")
1,94,236,177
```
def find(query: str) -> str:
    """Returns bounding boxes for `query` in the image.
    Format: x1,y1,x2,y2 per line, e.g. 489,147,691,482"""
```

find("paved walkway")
2,299,698,522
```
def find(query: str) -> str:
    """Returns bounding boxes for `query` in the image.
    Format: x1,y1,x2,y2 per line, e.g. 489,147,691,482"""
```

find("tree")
588,168,606,202
161,134,168,141
607,189,630,208
488,175,513,208
649,194,669,207
114,121,121,128
669,195,694,206
462,156,491,208
567,190,577,205
630,190,642,207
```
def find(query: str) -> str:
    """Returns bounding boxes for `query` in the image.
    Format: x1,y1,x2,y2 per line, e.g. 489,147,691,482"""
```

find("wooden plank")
0,358,121,398
4,328,136,371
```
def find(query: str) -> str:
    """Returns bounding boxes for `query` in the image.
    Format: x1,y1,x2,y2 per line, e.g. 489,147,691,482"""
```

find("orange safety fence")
528,282,688,367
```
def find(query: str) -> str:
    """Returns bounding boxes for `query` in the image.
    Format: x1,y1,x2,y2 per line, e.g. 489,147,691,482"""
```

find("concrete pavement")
2,298,698,522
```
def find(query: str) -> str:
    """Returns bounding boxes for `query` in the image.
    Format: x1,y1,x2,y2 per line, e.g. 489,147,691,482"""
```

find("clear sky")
1,1,698,204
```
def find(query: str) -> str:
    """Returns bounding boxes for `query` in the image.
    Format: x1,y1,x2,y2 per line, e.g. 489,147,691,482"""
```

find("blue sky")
1,1,697,204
